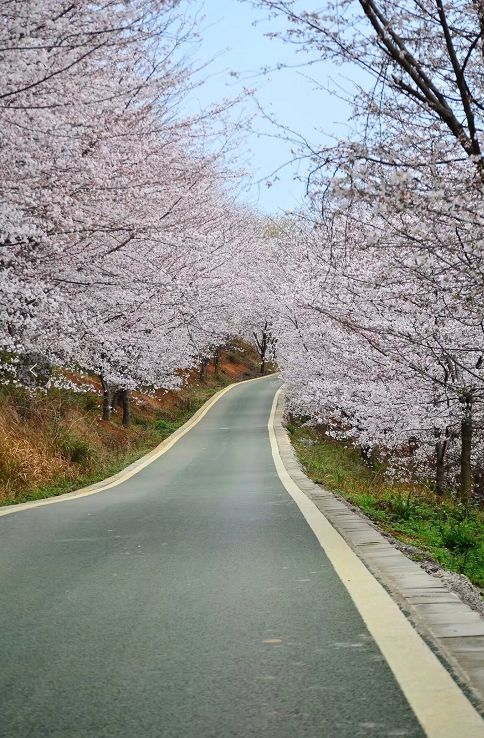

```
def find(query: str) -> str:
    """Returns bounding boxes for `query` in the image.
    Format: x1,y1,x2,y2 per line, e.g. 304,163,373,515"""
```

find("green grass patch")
290,424,484,589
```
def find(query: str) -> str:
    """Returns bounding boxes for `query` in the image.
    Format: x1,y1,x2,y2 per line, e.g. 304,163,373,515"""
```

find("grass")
0,343,261,506
288,422,484,589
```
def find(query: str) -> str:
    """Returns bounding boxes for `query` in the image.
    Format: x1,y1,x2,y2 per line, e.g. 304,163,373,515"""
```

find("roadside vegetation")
0,343,261,506
287,421,484,590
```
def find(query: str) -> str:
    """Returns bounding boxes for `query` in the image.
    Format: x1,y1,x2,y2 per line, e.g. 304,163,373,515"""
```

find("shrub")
154,418,175,435
133,415,149,428
58,432,96,464
440,518,479,555
385,492,422,521
226,350,240,363
80,394,99,412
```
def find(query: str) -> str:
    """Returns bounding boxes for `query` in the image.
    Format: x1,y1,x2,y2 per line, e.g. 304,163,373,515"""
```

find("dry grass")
0,342,262,503
0,404,67,498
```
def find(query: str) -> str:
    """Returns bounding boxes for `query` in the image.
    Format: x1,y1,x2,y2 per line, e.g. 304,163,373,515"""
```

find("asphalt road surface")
0,377,428,737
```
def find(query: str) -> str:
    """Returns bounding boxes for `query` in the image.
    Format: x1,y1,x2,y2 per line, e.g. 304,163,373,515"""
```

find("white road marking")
268,387,484,738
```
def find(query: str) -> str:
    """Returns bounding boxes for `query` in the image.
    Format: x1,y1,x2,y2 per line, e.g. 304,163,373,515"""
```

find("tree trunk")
361,445,375,469
213,347,221,373
474,465,484,501
253,323,269,375
199,358,209,383
259,329,268,374
460,399,473,502
100,374,111,421
120,388,130,427
435,441,446,496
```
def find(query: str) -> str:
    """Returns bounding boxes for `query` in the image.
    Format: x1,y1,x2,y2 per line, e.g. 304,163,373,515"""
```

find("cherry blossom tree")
245,1,484,500
263,201,484,499
1,0,260,426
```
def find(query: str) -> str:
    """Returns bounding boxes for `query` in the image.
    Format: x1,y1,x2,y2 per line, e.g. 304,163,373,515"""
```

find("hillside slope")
0,343,262,505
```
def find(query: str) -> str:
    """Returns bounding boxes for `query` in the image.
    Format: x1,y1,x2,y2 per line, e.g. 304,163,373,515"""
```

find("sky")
181,0,357,214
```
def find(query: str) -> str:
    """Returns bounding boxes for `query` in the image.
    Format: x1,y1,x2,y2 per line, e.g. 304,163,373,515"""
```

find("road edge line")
0,374,269,517
268,387,484,738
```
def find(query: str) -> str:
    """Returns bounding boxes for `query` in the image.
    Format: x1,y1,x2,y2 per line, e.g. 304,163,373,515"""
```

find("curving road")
0,377,435,736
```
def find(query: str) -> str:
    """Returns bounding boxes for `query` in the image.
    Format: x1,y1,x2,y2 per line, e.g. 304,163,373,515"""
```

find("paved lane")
0,377,425,737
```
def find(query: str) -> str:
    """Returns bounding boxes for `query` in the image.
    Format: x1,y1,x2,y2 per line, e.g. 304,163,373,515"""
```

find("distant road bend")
0,377,482,737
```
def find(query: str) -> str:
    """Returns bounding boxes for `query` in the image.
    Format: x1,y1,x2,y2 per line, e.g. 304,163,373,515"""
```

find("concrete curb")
274,389,484,713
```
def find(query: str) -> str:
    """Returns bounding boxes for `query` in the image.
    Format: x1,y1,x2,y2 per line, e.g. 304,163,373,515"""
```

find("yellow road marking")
268,388,484,738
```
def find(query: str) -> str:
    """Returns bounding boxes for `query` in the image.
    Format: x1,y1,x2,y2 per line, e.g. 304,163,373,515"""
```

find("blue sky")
182,0,356,214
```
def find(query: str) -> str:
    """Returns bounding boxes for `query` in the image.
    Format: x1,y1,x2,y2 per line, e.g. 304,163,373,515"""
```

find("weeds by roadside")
289,423,484,589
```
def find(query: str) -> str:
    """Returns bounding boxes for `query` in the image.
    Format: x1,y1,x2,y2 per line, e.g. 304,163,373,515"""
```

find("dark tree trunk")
254,325,268,375
100,374,111,421
460,399,473,502
360,445,375,469
435,441,446,497
434,424,450,497
199,357,209,383
120,388,130,427
213,347,221,373
474,465,484,500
